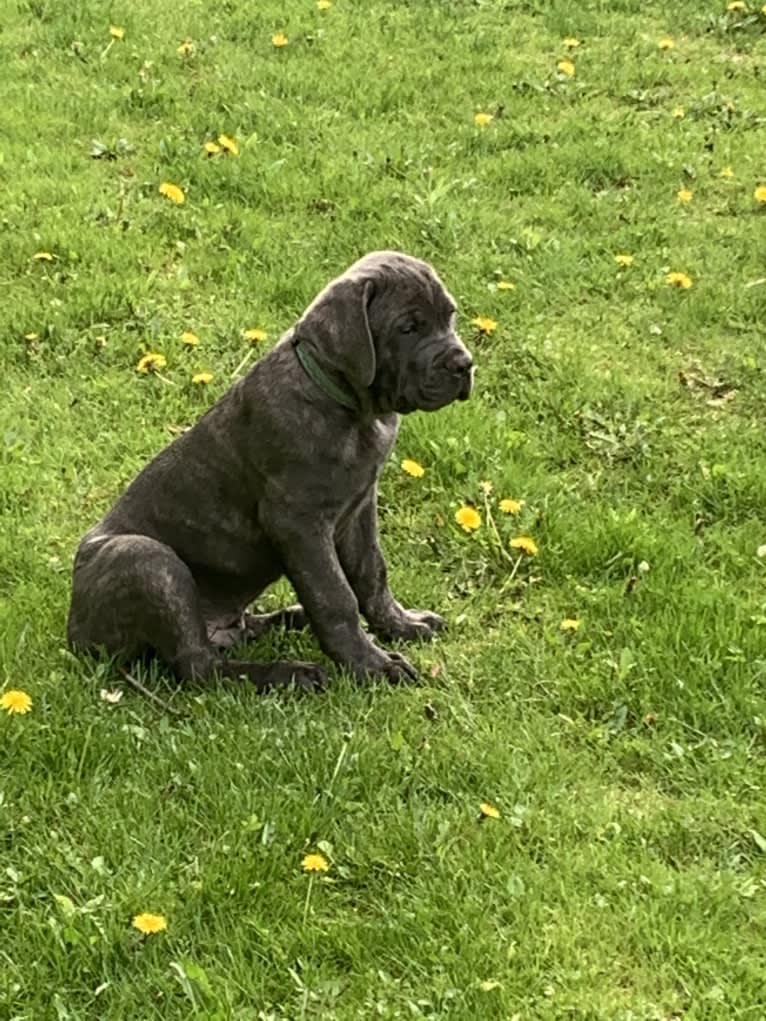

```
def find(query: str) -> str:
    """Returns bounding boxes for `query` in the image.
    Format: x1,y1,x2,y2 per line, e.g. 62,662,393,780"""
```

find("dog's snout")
446,348,473,375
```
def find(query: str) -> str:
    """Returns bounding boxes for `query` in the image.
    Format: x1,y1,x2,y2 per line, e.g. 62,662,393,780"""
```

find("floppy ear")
295,276,376,389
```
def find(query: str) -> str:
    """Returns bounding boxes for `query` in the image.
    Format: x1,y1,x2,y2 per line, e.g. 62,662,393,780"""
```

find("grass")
2,0,766,1016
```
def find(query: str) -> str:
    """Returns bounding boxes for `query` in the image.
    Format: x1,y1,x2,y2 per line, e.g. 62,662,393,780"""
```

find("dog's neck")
292,337,364,413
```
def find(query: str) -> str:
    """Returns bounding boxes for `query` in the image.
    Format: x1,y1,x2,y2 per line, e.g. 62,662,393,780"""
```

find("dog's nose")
446,349,473,375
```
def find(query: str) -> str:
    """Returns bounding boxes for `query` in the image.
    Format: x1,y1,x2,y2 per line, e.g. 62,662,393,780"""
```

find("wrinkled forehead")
358,252,457,316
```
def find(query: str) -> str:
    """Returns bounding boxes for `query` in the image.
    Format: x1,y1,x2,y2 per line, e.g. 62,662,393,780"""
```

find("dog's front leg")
337,491,446,643
260,508,417,684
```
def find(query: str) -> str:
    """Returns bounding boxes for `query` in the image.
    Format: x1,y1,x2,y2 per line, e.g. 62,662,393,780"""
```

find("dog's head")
294,250,473,414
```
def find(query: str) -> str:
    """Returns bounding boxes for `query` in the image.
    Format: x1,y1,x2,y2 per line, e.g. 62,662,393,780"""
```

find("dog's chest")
344,414,398,476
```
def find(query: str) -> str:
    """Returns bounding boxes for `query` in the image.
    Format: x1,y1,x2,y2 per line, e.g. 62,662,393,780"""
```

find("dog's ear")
295,276,376,389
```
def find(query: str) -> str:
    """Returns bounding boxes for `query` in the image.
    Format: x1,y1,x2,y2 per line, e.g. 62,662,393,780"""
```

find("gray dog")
67,251,473,692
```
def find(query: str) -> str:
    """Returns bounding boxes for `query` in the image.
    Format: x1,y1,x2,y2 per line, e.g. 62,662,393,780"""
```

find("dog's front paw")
350,647,418,685
376,609,446,643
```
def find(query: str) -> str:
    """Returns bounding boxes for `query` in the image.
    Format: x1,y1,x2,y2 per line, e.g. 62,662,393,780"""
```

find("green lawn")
2,0,766,1017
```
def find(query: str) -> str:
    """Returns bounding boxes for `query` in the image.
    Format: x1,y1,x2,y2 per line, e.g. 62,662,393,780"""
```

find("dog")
67,251,473,692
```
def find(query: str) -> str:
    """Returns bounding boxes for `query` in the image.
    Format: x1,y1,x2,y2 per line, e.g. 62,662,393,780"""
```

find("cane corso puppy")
67,251,473,691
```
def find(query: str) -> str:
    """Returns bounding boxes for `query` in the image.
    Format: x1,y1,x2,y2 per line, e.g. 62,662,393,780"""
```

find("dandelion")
562,37,580,49
32,251,54,261
719,166,735,178
666,271,693,289
317,0,332,8
510,535,538,555
243,328,268,343
471,316,497,335
181,331,200,346
302,852,330,873
614,253,634,267
24,333,39,341
657,37,674,50
136,352,167,374
480,802,500,819
159,182,185,205
754,186,766,203
455,506,481,532
672,106,685,118
272,32,288,47
177,38,195,56
762,2,766,13
727,1,746,10
557,59,575,77
474,112,493,128
677,188,693,204
560,618,581,632
401,459,425,478
496,280,515,291
1,690,32,715
218,133,239,155
192,371,214,385
110,25,125,40
132,913,167,935
204,141,221,155
499,498,524,514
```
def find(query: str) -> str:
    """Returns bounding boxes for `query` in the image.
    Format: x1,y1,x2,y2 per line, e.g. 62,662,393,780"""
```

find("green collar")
294,340,359,412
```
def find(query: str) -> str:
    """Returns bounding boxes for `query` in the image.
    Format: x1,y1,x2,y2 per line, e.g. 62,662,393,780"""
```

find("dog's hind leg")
67,535,324,691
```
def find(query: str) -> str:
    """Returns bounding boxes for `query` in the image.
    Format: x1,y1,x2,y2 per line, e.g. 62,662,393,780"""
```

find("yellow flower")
677,188,693,203
754,186,766,203
192,371,214,385
218,133,239,155
1,690,32,715
562,37,580,49
672,105,685,118
557,59,575,77
109,25,125,40
657,37,674,50
560,618,581,632
159,182,185,205
243,328,268,343
480,802,500,819
471,316,497,334
317,0,332,8
401,458,425,478
499,498,523,515
132,913,167,935
136,352,167,374
666,271,693,289
614,253,634,267
510,535,538,555
24,333,39,341
496,280,515,291
455,506,481,532
177,38,194,56
204,141,221,155
727,1,746,10
762,2,766,13
302,852,330,873
181,331,200,346
272,32,288,47
719,166,735,178
32,251,54,261
474,112,493,128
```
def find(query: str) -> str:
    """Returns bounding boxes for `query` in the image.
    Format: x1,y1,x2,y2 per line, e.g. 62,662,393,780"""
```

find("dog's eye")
400,321,419,335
